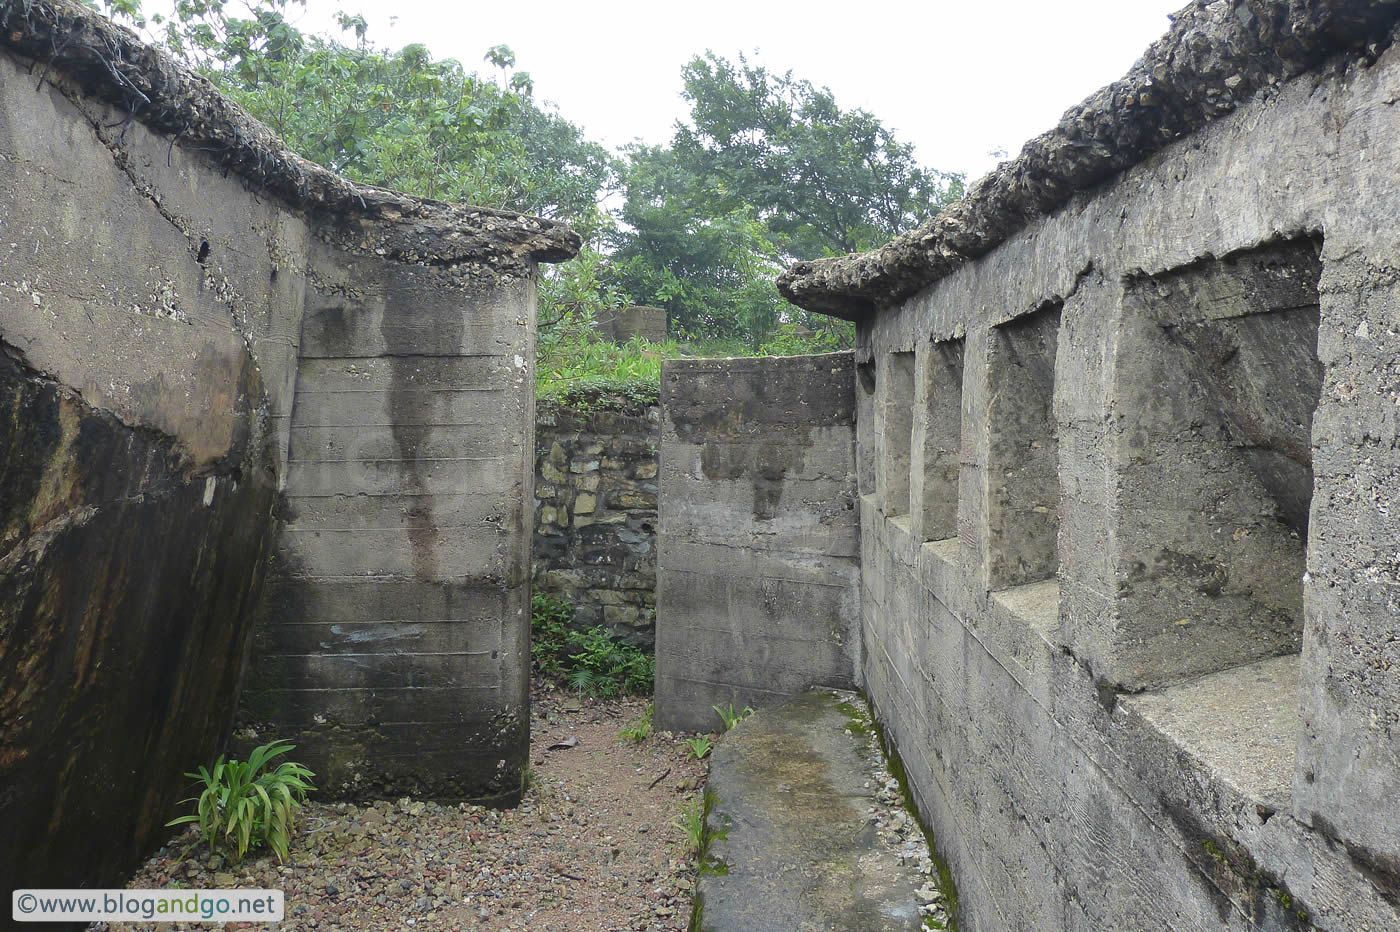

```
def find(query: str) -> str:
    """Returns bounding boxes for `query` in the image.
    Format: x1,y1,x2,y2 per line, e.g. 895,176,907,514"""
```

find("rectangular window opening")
881,352,916,517
1115,236,1323,686
986,304,1062,589
918,339,964,542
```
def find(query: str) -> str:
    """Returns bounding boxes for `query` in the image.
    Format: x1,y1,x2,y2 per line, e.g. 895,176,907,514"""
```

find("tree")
97,0,614,236
610,144,784,346
612,51,964,347
675,51,963,259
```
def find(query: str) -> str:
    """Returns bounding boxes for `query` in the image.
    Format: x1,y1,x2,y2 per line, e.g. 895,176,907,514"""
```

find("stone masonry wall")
778,5,1400,929
532,399,660,647
655,354,859,733
0,0,574,893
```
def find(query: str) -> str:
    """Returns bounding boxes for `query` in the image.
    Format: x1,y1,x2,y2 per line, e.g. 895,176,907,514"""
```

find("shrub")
531,593,654,697
167,740,314,864
620,702,655,743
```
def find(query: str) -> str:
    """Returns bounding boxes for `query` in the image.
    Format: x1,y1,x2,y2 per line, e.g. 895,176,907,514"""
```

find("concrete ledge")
1121,653,1300,813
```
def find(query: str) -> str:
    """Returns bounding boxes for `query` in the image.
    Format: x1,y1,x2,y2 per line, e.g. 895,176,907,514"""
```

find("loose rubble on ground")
95,688,949,930
94,691,705,931
855,715,952,928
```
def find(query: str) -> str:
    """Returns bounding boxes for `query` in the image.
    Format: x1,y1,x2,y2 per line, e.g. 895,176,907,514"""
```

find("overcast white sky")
276,0,1187,183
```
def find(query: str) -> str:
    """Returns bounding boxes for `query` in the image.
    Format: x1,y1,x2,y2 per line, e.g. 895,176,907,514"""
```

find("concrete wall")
533,398,660,647
595,305,666,344
655,354,859,733
811,31,1400,932
237,255,540,803
0,0,573,893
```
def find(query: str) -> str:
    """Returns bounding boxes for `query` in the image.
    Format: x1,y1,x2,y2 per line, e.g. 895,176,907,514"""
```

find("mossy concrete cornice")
777,0,1400,320
0,0,581,270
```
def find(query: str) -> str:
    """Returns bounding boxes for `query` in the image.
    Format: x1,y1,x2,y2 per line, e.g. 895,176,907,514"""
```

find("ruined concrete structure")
760,2,1400,929
654,355,860,732
0,0,574,892
4,0,1400,927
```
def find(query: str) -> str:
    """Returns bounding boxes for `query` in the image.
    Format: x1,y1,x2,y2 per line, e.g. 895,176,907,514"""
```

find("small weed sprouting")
620,702,654,744
678,796,706,856
531,593,654,697
166,740,314,864
685,736,713,760
676,788,726,858
713,702,754,732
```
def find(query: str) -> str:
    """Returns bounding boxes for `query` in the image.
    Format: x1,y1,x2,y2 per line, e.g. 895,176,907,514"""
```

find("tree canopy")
95,1,962,366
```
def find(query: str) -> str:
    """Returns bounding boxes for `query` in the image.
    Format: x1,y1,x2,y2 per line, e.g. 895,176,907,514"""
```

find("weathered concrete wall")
533,398,659,647
654,354,859,733
779,3,1400,930
0,0,573,893
237,254,540,803
595,305,666,344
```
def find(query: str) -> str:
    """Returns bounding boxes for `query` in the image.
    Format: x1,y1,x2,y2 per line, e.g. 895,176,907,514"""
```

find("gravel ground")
96,690,709,931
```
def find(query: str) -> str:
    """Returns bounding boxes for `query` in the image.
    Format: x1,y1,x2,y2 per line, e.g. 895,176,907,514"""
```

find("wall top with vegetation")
0,0,580,277
778,0,1400,317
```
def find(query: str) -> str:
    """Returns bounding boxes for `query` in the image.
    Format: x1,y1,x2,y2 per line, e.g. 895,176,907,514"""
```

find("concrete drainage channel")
693,690,955,931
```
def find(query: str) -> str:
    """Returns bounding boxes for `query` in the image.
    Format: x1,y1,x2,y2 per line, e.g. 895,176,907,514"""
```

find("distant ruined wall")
778,3,1400,930
0,0,574,893
655,354,859,733
532,400,660,648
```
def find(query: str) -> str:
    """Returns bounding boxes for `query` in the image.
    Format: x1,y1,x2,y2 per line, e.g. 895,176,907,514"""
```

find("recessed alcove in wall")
856,357,877,496
881,351,916,517
916,339,964,542
1112,238,1323,688
985,304,1062,589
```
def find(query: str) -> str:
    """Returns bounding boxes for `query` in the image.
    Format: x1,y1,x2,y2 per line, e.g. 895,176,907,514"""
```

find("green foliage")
619,702,655,744
675,51,964,257
610,50,960,349
610,145,786,347
536,331,674,401
98,3,956,359
166,740,314,864
677,796,706,856
531,593,654,697
756,322,848,358
676,789,726,861
712,703,754,732
100,1,614,229
685,736,713,760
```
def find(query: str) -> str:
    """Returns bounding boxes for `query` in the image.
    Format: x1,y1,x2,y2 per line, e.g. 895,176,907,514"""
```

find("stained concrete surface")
1122,654,1300,811
698,690,927,932
655,354,860,732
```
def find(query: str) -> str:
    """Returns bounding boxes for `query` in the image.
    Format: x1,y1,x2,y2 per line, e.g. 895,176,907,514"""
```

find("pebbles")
857,722,952,928
93,692,707,931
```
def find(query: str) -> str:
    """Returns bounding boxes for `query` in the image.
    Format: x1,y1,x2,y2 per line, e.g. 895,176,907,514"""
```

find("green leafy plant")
167,740,314,864
676,795,707,856
676,789,727,861
686,736,713,760
531,593,655,697
713,702,754,732
620,702,655,744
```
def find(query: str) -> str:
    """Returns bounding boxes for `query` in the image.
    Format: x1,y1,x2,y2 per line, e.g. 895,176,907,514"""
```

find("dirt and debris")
95,690,709,931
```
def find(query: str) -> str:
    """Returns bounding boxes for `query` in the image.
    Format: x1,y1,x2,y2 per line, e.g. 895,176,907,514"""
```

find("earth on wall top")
777,0,1400,320
0,0,581,276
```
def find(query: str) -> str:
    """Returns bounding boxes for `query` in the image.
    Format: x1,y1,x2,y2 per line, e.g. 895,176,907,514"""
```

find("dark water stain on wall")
0,344,278,896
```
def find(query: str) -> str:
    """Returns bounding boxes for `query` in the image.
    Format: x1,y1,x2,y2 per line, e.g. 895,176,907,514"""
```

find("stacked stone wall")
532,401,660,647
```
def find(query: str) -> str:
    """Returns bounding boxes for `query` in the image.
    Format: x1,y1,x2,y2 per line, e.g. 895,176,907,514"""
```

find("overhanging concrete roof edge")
0,0,582,267
777,0,1400,319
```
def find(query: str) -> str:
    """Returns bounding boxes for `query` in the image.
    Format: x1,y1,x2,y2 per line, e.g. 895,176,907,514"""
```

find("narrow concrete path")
696,690,933,931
